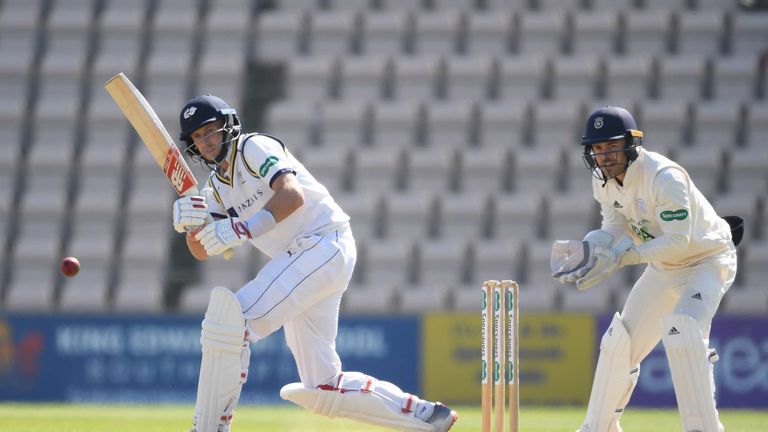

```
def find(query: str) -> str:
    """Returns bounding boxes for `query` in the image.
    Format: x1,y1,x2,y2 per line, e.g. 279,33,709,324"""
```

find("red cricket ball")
60,256,80,277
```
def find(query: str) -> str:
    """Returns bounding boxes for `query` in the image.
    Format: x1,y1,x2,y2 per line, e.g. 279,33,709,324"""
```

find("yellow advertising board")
422,312,596,405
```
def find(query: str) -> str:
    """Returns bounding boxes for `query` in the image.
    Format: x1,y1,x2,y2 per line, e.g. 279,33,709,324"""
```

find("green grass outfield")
0,404,765,432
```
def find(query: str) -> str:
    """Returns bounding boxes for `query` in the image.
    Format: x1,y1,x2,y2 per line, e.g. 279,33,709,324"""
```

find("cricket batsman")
171,95,458,432
550,106,742,432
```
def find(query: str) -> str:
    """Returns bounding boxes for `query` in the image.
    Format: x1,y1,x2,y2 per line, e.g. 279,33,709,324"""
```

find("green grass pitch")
0,404,765,432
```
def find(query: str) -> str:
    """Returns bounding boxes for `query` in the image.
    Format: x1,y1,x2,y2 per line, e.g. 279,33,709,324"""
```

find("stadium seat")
744,103,768,147
308,10,359,56
517,11,567,56
17,168,70,217
0,9,38,86
561,285,614,313
349,145,401,194
285,56,339,101
676,10,725,56
657,54,707,100
413,10,463,55
643,0,688,10
334,191,380,242
730,12,768,55
359,10,412,55
603,54,653,100
468,238,523,287
58,258,111,312
122,212,172,265
401,146,454,194
690,101,740,150
399,284,452,313
452,282,485,312
711,193,758,245
478,101,528,148
550,55,600,100
638,100,690,145
496,55,546,100
672,148,724,197
391,55,445,101
415,239,470,286
71,182,119,250
465,11,512,56
263,100,318,151
112,263,165,312
458,145,511,194
571,10,620,55
318,100,369,148
4,260,56,312
513,146,564,195
425,101,475,147
342,282,397,314
530,101,583,147
92,27,142,89
254,11,309,61
722,285,768,315
710,56,758,102
357,238,414,286
743,242,768,289
80,111,129,170
624,10,672,55
198,36,247,106
370,100,424,145
0,0,43,31
728,146,768,196
381,192,435,240
484,0,529,11
12,213,63,265
519,240,560,310
339,55,390,100
299,146,350,193
491,193,542,241
436,192,489,241
274,0,322,10
546,191,599,241
206,0,251,31
444,55,494,101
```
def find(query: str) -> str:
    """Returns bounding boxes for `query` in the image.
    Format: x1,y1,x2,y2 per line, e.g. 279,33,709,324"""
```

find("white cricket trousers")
236,226,356,387
621,244,737,367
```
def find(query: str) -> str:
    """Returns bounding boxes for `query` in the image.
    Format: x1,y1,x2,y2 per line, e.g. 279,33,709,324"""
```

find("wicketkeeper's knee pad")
661,314,723,432
192,287,249,432
280,372,433,431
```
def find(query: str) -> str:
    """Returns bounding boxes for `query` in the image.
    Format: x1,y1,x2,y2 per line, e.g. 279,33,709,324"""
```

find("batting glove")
172,195,208,234
195,217,252,256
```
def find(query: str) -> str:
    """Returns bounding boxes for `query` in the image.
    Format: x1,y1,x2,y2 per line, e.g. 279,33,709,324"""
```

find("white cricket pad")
280,372,433,432
661,314,723,432
579,312,639,432
193,287,249,432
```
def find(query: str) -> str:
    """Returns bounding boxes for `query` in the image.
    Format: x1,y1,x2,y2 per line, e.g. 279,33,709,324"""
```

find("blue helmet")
179,95,241,167
580,106,643,181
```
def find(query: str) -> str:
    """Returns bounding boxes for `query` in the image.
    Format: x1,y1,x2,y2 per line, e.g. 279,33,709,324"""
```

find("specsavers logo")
259,156,279,177
660,209,689,221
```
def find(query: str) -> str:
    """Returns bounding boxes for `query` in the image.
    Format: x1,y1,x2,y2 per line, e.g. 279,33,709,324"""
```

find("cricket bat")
104,72,233,260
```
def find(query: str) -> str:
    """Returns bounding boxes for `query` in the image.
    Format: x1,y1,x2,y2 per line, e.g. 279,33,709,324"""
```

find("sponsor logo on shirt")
259,156,279,177
660,209,689,221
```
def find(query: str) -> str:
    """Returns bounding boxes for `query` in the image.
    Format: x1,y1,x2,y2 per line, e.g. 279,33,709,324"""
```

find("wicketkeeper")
172,94,458,432
551,106,742,432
